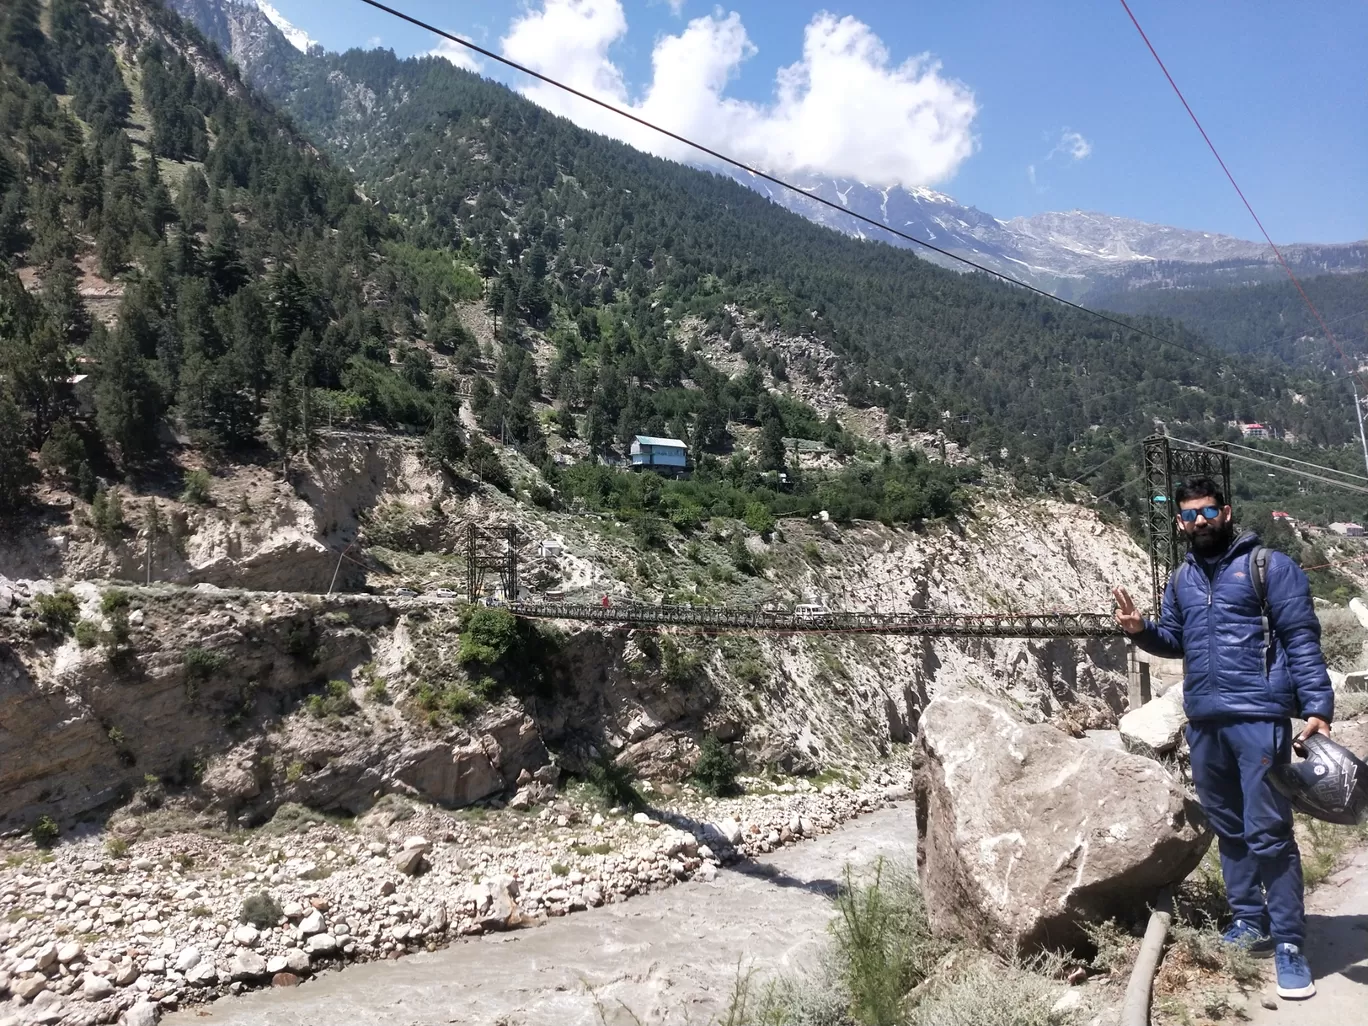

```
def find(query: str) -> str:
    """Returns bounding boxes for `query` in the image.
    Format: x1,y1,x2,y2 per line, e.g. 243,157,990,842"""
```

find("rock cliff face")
0,487,1149,836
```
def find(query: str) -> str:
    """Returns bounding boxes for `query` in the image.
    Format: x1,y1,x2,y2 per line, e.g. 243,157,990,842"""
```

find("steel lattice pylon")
465,522,521,602
1142,435,1231,615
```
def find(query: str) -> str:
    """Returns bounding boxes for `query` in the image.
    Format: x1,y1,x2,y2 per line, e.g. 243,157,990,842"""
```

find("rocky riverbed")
0,771,907,1026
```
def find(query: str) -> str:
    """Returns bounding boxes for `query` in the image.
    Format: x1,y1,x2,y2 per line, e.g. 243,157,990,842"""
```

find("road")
165,803,917,1026
1246,844,1368,1023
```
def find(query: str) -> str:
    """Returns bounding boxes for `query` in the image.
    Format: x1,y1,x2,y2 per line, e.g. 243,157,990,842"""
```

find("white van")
794,603,829,619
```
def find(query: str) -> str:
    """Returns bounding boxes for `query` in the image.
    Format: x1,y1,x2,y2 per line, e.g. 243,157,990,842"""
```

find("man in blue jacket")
1112,476,1333,1001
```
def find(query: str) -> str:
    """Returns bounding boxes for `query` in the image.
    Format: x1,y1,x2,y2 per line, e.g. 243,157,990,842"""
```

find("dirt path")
1246,845,1368,1023
165,803,916,1026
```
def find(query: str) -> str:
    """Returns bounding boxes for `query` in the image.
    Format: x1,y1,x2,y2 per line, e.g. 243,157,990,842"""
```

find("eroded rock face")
914,689,1210,953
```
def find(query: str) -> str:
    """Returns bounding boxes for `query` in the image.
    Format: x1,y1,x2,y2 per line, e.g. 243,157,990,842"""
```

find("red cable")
1118,0,1365,392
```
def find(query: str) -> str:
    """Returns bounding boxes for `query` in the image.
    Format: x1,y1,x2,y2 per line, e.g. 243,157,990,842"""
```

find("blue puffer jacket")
1134,531,1334,722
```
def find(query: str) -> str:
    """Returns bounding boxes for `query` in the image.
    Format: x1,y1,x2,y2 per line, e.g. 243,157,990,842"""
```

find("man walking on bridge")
1113,476,1333,1001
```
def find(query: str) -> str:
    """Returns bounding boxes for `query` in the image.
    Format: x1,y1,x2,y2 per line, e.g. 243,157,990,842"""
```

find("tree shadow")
1304,912,1368,982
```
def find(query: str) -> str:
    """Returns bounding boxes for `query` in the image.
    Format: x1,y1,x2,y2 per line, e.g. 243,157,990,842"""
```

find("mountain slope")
154,3,1360,469
736,171,1365,297
176,0,1364,302
1086,271,1368,368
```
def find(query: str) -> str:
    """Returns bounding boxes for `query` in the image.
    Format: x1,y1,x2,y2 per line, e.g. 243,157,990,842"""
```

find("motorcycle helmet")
1269,733,1368,826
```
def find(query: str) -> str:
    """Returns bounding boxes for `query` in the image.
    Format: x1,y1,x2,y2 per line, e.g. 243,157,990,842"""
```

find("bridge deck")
509,602,1120,639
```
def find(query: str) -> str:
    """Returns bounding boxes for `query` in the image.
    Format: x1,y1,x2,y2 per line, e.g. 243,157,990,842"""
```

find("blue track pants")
1186,718,1305,946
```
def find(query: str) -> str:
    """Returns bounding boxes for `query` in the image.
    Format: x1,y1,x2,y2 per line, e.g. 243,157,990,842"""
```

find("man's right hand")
1112,587,1145,635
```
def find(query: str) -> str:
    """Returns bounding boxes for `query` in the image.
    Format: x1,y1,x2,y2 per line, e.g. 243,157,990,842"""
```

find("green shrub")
100,589,129,615
31,816,59,849
551,863,570,876
285,761,305,783
835,860,945,1026
691,736,739,797
458,606,517,666
104,836,129,858
366,678,390,703
33,591,79,636
74,619,101,648
306,680,358,719
743,501,776,536
260,802,325,835
584,756,643,810
180,469,214,505
184,646,225,681
660,637,702,687
239,892,283,929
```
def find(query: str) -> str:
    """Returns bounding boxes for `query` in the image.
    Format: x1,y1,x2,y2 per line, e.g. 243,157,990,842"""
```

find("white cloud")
1049,129,1092,161
1026,164,1036,186
254,0,317,53
499,0,978,188
666,0,686,14
366,35,383,48
428,38,482,73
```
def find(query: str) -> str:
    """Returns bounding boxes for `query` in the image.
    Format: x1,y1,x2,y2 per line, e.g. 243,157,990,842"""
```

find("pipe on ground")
1119,889,1174,1026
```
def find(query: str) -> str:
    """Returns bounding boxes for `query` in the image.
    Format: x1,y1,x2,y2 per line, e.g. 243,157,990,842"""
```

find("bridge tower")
1142,435,1231,615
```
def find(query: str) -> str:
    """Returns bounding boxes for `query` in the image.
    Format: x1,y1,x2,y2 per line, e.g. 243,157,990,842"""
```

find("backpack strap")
1249,546,1272,669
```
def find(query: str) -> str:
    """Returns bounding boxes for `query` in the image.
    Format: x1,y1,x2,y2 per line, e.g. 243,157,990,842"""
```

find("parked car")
432,588,460,599
392,587,418,598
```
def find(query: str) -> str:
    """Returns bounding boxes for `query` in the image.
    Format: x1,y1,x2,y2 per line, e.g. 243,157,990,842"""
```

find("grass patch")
904,952,1077,1026
104,836,129,858
571,841,613,857
551,862,570,877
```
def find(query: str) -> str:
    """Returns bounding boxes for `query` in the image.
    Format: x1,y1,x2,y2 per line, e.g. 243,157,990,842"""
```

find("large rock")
1343,671,1368,694
1119,684,1186,760
1349,597,1368,630
914,690,1210,953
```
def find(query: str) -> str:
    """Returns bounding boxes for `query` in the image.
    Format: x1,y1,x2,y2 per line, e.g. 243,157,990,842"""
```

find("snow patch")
254,0,316,52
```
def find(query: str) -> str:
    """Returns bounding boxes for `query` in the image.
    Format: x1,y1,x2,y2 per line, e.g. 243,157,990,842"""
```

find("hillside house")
1330,522,1364,537
1240,423,1270,439
630,436,688,475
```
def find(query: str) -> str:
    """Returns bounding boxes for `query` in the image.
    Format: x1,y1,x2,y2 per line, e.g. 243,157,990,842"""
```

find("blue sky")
263,0,1366,243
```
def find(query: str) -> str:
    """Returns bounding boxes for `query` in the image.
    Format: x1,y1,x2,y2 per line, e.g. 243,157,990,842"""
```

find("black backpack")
1249,545,1273,668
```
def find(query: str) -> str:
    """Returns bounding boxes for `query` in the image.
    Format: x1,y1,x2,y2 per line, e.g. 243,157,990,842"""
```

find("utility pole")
1353,380,1368,480
328,541,353,595
146,500,157,585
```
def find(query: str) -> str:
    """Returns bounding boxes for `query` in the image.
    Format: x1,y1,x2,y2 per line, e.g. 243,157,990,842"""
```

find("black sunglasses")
1179,505,1222,523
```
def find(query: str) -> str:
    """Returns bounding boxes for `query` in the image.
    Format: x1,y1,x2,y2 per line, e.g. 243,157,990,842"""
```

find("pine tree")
0,391,38,515
423,379,466,470
93,324,159,466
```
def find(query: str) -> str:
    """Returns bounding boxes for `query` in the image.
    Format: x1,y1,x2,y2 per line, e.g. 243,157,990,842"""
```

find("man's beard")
1188,520,1235,557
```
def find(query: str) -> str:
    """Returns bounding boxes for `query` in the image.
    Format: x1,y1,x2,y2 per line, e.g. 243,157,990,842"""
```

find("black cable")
357,0,1218,363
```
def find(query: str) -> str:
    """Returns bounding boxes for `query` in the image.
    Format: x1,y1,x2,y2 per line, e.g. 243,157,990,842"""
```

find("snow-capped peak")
909,186,955,205
253,0,316,53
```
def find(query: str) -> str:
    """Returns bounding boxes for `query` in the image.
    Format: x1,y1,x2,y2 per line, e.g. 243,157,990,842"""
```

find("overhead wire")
1222,440,1368,483
357,0,1220,365
1171,439,1368,496
1118,0,1366,394
358,0,1358,514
